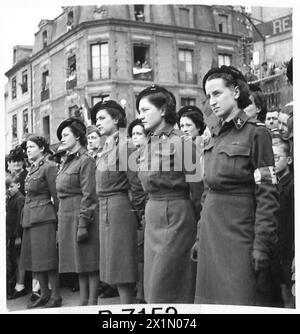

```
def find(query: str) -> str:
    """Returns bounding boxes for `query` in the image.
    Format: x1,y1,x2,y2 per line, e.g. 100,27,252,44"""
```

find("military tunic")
56,147,99,274
195,109,279,306
96,131,145,285
138,124,203,303
19,155,58,272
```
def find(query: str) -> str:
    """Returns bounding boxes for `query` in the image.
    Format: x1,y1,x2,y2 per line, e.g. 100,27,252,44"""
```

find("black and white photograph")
0,0,297,314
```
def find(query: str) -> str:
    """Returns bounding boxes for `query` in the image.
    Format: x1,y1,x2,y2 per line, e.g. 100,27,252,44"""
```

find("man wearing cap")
193,65,279,306
86,125,103,160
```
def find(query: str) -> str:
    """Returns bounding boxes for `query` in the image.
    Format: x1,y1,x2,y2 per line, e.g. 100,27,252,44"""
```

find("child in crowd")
273,138,295,308
6,175,25,299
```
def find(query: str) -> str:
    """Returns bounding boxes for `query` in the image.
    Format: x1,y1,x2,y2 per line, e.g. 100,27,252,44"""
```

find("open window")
217,15,228,33
134,5,145,22
66,55,77,89
21,70,28,94
67,11,74,31
133,45,152,80
41,70,49,101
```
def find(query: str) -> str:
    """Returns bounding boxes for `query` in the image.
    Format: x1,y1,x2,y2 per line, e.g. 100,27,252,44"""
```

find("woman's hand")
77,226,88,243
190,240,199,262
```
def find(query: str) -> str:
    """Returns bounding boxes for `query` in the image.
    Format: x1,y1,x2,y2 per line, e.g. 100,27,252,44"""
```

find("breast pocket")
218,144,250,177
65,167,80,188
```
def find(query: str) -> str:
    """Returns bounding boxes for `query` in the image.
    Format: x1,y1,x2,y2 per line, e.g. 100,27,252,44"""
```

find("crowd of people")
5,59,294,309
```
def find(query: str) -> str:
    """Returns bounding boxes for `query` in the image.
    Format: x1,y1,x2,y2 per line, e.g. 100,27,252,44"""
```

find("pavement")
6,287,121,312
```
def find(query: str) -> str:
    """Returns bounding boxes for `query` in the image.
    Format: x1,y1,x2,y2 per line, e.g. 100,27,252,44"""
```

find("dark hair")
26,135,53,156
250,91,267,122
287,58,293,85
7,145,26,163
178,111,206,136
67,125,88,147
102,107,127,128
127,119,145,138
206,72,251,109
6,174,21,187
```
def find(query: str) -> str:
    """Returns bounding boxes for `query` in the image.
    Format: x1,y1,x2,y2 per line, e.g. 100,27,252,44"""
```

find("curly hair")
26,134,53,156
7,145,26,162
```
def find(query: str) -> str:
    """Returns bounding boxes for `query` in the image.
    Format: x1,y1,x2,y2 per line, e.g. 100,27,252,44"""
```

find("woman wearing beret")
19,135,61,309
92,100,145,304
136,85,203,303
56,117,99,306
193,65,279,306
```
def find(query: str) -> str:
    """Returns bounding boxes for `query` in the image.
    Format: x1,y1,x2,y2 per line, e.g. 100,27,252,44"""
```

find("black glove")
77,226,88,243
251,249,270,274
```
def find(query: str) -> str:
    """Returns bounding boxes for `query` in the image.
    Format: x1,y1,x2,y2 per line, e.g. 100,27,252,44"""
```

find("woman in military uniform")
136,85,203,303
56,118,99,306
193,65,279,306
92,100,145,304
19,135,61,309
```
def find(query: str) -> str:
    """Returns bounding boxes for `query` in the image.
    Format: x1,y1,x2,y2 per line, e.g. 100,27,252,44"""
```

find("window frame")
89,42,110,81
218,53,232,67
11,76,17,99
132,43,153,81
21,70,28,94
12,114,18,140
177,48,196,84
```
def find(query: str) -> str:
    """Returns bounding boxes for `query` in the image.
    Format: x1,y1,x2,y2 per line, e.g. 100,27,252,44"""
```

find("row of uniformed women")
20,64,279,308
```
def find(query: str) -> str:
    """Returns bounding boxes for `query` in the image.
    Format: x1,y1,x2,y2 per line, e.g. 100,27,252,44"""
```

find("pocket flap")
29,199,52,208
219,144,250,157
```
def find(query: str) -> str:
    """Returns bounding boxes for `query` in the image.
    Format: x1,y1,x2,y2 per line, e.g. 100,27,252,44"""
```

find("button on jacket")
21,156,58,228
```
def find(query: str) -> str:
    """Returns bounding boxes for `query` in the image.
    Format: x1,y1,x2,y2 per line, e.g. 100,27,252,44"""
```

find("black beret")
177,105,203,121
136,84,176,112
57,117,86,141
202,65,247,94
90,100,126,124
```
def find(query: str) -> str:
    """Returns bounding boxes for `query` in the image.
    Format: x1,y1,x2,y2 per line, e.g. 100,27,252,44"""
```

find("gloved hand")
190,240,199,262
251,249,270,274
77,226,88,243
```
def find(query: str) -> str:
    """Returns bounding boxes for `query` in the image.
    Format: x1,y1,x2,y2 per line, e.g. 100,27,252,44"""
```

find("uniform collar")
29,155,48,174
232,109,251,130
148,124,174,141
65,146,86,163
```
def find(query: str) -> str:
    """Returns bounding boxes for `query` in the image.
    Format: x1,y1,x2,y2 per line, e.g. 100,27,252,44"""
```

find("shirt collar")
150,124,174,138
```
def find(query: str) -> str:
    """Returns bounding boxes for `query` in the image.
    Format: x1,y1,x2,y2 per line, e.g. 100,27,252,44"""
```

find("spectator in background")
278,104,293,140
265,111,279,131
244,88,267,123
6,175,25,299
87,125,103,160
261,61,269,78
272,138,294,308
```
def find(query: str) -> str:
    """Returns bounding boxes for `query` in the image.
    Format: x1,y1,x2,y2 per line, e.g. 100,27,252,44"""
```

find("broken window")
134,5,145,21
12,77,17,99
133,45,152,80
66,55,77,89
181,97,196,107
42,30,48,48
67,11,74,31
178,49,195,84
218,54,231,66
21,70,28,93
90,42,109,80
23,109,29,136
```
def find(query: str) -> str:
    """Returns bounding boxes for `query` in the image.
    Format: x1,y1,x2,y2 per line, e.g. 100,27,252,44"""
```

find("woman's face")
27,140,44,162
138,96,164,131
244,94,260,118
60,127,78,151
180,116,199,138
87,132,101,151
205,78,238,121
96,109,118,136
132,124,146,147
12,160,23,173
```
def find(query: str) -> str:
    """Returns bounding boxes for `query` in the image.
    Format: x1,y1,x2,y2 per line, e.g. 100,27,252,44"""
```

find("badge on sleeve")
254,166,277,185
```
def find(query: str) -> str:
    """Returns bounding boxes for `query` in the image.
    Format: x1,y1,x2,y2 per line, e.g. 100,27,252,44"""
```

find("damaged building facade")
5,4,250,151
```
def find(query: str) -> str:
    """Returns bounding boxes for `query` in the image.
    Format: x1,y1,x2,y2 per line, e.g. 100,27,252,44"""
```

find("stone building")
5,4,249,151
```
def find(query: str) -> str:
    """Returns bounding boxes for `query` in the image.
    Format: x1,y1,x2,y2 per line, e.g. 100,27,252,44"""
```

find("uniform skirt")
19,222,57,272
195,191,257,306
58,195,99,274
99,193,138,285
144,198,197,304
